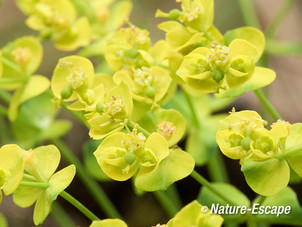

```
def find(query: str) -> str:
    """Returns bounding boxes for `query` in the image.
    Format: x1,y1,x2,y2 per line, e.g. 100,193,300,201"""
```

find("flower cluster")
156,0,275,97
217,110,302,195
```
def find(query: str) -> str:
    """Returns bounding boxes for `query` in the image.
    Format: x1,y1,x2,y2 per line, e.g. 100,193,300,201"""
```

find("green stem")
207,151,229,183
190,170,236,206
236,0,261,28
165,185,182,211
266,0,296,39
246,218,257,227
52,202,76,227
265,40,302,56
59,191,100,221
19,181,49,188
127,119,151,137
253,89,281,121
51,138,121,218
22,173,37,181
183,91,200,128
153,191,178,218
276,144,302,159
60,102,90,128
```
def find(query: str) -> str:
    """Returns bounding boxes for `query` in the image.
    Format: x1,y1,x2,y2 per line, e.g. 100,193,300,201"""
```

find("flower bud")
169,9,182,20
60,85,73,99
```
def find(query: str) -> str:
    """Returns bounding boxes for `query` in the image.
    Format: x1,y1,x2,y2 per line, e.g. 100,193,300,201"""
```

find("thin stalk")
60,102,90,128
51,138,121,218
253,89,281,121
19,181,49,188
183,91,200,128
207,151,229,183
153,190,178,218
190,170,236,206
265,40,302,56
60,191,100,221
165,185,182,210
236,0,261,28
52,202,76,227
266,0,296,39
22,173,37,181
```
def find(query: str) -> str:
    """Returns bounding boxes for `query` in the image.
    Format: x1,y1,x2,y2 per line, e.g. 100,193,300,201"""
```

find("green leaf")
241,158,289,196
135,149,194,191
186,128,214,165
255,187,302,225
197,183,250,207
90,219,128,227
38,120,71,142
216,67,276,98
285,123,302,177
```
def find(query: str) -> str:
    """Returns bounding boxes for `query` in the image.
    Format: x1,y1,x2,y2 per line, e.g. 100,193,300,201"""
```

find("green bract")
88,81,133,139
94,132,169,181
90,219,128,227
167,200,223,227
18,0,91,50
0,145,25,197
13,145,76,225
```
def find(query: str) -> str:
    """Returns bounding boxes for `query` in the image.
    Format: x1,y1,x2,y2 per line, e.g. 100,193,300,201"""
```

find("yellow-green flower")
13,145,75,225
167,200,223,227
105,26,152,72
176,39,258,93
18,0,91,50
94,132,169,181
88,82,133,139
216,110,267,160
113,66,171,104
51,55,95,102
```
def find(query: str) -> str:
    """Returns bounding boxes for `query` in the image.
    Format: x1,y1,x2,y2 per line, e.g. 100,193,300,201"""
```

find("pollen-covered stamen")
66,68,87,89
179,1,200,22
51,12,69,30
157,121,176,139
121,132,146,152
12,47,32,66
103,96,125,117
133,67,157,98
207,41,230,67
